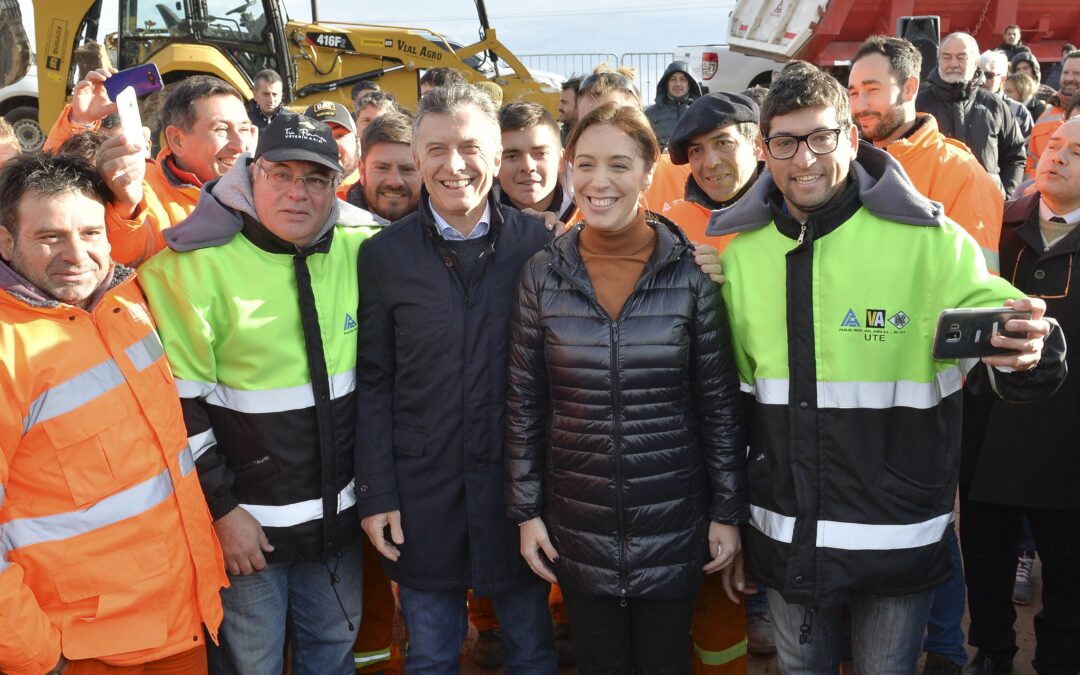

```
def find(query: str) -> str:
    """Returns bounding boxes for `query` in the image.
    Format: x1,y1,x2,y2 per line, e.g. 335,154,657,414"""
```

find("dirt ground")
452,560,1043,674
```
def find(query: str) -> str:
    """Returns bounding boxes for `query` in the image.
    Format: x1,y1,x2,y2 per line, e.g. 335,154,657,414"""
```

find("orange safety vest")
0,267,226,675
666,196,737,252
644,154,693,216
885,114,1004,274
1026,105,1066,180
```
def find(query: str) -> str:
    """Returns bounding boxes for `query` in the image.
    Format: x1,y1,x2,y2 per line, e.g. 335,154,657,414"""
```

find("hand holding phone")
932,307,1031,359
114,86,144,149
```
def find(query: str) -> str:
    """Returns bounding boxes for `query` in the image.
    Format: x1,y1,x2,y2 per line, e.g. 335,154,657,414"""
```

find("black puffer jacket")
505,214,748,600
916,68,1027,196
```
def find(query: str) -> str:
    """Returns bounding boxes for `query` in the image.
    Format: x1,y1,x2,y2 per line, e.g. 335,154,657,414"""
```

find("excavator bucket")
0,0,32,87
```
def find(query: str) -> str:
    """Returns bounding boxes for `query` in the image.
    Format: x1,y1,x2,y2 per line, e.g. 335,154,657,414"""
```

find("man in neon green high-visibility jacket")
706,66,1065,674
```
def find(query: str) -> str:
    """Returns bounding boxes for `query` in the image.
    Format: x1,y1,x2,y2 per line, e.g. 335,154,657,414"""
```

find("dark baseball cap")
303,100,357,134
668,92,760,165
255,112,344,173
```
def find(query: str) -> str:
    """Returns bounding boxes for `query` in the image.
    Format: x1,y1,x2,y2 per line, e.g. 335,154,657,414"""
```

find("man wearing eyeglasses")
138,113,380,674
978,50,1033,138
958,117,1080,675
706,67,1064,672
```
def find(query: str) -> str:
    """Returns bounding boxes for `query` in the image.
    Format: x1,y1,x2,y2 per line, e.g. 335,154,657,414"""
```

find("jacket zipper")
796,223,807,246
548,237,685,602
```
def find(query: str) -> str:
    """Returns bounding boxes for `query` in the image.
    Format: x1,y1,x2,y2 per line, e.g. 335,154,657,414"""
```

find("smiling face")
667,72,691,98
848,52,915,146
938,36,978,84
687,124,761,203
763,106,858,223
1061,56,1080,97
414,105,501,232
572,122,654,233
360,141,420,222
251,159,337,247
498,124,562,211
167,94,256,183
0,190,110,308
1036,119,1080,213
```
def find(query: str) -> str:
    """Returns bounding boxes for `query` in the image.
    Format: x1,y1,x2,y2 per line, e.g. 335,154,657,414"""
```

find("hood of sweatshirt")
164,153,377,252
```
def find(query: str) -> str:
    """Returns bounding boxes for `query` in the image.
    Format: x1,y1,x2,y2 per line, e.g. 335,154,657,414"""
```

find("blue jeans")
768,587,933,674
924,527,969,666
397,580,557,674
213,539,363,675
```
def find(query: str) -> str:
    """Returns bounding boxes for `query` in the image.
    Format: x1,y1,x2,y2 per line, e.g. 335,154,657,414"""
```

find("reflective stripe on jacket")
0,266,226,675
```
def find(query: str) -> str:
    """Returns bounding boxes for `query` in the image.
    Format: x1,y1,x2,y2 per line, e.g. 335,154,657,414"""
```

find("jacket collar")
926,68,982,104
1005,190,1080,255
419,186,505,248
0,260,132,310
547,210,692,288
155,147,202,190
683,162,763,210
706,141,945,238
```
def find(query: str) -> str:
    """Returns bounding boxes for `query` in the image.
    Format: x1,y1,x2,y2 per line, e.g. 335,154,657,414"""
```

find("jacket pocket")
877,462,948,507
392,426,427,458
42,396,130,507
53,534,170,659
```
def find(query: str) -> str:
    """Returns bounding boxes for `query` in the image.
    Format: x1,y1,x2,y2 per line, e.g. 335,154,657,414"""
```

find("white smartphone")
115,85,143,146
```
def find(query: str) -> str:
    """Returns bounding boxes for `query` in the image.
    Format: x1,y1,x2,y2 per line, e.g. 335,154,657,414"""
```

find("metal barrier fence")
517,52,676,105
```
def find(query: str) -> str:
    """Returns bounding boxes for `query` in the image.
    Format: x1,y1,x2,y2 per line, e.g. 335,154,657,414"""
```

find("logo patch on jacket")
343,313,358,334
839,307,911,342
840,308,861,328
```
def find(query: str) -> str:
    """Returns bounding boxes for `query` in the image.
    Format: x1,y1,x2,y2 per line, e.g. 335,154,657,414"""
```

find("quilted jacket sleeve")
504,258,551,523
688,267,749,524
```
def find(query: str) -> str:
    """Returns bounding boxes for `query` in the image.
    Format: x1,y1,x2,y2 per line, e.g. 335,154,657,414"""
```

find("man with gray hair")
979,49,1033,138
917,32,1026,196
354,84,558,671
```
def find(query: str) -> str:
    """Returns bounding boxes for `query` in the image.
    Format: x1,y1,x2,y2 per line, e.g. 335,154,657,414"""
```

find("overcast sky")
19,0,733,59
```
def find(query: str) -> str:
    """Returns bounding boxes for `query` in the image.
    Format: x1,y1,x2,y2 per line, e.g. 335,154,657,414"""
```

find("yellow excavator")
1,0,559,143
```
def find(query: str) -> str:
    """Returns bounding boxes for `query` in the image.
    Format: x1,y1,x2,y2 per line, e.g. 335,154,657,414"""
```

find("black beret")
668,92,759,165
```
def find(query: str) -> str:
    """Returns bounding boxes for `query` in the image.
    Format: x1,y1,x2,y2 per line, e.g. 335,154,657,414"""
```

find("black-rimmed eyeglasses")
763,128,844,160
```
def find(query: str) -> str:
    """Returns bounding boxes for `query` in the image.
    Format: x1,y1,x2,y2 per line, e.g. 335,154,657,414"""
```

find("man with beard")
1028,50,1080,178
850,35,1008,675
852,36,1004,274
346,112,420,224
666,92,764,250
305,101,361,199
916,32,1026,197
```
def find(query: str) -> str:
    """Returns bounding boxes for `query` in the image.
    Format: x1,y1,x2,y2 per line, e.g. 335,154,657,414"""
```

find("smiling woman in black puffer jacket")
504,103,748,675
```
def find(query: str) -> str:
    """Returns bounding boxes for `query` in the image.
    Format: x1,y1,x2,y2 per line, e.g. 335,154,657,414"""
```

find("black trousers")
561,586,696,675
959,487,1080,674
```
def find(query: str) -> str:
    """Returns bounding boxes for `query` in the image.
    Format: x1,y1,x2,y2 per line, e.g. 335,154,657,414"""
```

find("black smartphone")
105,63,163,101
932,307,1031,359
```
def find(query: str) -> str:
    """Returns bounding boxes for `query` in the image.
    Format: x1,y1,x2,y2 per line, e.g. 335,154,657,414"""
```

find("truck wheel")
5,106,44,151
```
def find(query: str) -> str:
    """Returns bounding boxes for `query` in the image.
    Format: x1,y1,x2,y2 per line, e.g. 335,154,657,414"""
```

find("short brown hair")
760,68,851,137
420,67,468,89
361,112,412,159
56,130,110,165
854,35,923,84
578,65,641,109
498,101,560,141
566,103,659,172
0,153,110,236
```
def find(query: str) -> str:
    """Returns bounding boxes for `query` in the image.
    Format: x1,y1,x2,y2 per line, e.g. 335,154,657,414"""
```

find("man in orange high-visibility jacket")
849,37,1005,276
44,71,257,267
1026,51,1080,179
0,153,227,675
666,91,764,256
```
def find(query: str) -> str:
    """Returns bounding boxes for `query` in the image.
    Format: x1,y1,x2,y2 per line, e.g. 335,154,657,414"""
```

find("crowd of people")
0,23,1079,675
